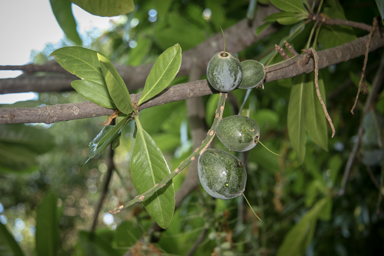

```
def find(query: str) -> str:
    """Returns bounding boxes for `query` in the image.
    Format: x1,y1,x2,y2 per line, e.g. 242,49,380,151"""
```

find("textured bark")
1,34,384,125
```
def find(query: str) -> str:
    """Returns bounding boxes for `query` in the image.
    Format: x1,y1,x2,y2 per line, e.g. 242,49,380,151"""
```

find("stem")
110,93,228,214
255,139,281,156
242,193,262,222
221,26,226,55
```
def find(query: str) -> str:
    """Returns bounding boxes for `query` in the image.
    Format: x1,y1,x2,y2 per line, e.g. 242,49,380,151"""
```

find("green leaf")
98,53,133,114
206,0,226,30
0,222,25,256
278,15,307,25
0,142,39,173
288,75,307,163
138,44,182,105
36,192,60,256
113,221,143,248
127,38,152,66
303,73,328,151
71,0,134,17
318,199,332,221
376,0,384,20
256,22,272,36
130,118,175,229
78,231,120,256
270,0,307,14
71,80,115,109
88,116,129,159
264,12,302,22
51,46,105,84
277,197,331,256
50,0,82,45
328,155,342,186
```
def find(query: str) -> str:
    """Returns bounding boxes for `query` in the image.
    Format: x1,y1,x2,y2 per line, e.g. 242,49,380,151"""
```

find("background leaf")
49,0,82,45
303,73,328,151
138,44,182,105
78,231,120,256
98,53,133,114
270,0,307,13
35,192,60,256
130,119,175,229
71,0,134,17
0,222,25,256
71,80,115,109
288,75,307,163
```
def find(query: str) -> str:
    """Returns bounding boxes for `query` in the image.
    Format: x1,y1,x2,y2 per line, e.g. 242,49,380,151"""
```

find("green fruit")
216,115,260,152
198,148,247,199
238,60,265,89
206,51,243,92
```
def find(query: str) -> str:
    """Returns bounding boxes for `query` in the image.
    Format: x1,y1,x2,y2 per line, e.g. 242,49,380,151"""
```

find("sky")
0,0,119,104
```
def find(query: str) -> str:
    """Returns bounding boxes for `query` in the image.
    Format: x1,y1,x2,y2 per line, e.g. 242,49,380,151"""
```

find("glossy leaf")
51,47,105,84
270,0,307,13
288,75,307,163
50,0,82,45
98,53,133,114
71,0,134,17
36,192,59,256
303,73,328,151
71,80,115,109
78,231,120,256
88,116,129,159
277,197,331,256
138,44,182,105
0,222,25,256
130,119,175,229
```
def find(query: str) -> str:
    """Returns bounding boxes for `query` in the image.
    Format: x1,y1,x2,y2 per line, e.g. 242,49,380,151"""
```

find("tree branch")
1,34,384,125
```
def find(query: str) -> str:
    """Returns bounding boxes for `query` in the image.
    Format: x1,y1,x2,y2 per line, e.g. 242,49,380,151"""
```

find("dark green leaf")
98,53,133,114
78,231,120,256
277,197,331,256
88,116,129,159
205,0,226,30
270,0,307,13
130,119,175,229
71,0,134,17
50,0,82,45
113,221,143,248
263,12,302,22
138,44,182,105
303,73,328,151
71,80,115,109
36,192,59,256
256,22,272,36
376,0,384,20
0,222,25,256
0,142,39,173
288,75,307,163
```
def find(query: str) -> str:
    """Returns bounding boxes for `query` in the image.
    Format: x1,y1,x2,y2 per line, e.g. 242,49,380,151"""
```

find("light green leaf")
0,222,25,256
51,46,105,84
71,0,134,17
270,0,307,14
88,116,129,159
98,53,133,114
318,199,332,221
288,75,307,163
78,231,120,256
278,15,307,25
304,73,328,151
263,12,302,22
36,192,59,256
71,80,115,109
50,0,82,45
328,155,342,186
130,118,175,229
277,197,331,256
138,44,182,105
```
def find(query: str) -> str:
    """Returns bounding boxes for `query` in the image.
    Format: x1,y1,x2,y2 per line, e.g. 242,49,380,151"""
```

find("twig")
366,166,381,191
284,41,298,56
351,18,378,114
275,44,291,60
186,227,209,256
313,13,373,32
90,144,115,233
110,93,227,214
303,48,336,138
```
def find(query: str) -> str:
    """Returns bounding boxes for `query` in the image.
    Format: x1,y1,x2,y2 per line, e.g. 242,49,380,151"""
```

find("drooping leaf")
288,75,307,163
35,192,60,256
303,73,328,151
0,222,25,256
78,231,120,256
51,47,105,84
50,0,82,45
270,0,307,14
130,119,175,229
138,44,182,105
277,197,331,256
98,53,133,114
88,116,130,159
71,80,115,109
71,0,134,17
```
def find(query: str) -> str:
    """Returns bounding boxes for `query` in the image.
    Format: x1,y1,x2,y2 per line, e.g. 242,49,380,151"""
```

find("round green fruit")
206,51,243,92
216,115,260,152
198,148,247,199
238,60,265,89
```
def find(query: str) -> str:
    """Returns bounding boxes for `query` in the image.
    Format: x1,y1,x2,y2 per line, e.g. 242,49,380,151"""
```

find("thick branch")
1,34,384,125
